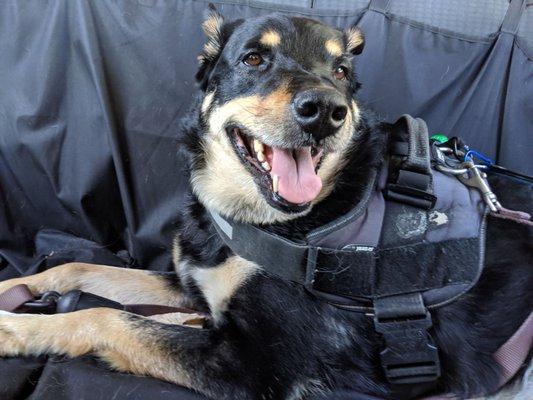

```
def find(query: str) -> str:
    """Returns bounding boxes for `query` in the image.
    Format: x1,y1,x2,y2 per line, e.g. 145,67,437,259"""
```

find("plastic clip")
18,291,61,314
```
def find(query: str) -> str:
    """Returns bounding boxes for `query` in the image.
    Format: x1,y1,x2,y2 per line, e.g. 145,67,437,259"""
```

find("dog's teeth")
272,174,279,193
253,139,264,153
261,161,271,171
257,151,265,162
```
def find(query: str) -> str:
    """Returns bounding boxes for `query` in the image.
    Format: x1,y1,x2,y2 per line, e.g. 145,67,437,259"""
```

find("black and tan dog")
0,7,531,400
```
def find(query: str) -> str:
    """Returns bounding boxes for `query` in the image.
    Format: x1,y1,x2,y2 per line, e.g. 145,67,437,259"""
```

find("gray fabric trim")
368,0,390,13
517,4,533,58
195,0,531,49
209,210,233,239
192,0,367,16
312,0,370,11
306,169,379,240
208,210,309,283
426,170,484,243
501,0,526,34
388,0,509,38
308,189,385,248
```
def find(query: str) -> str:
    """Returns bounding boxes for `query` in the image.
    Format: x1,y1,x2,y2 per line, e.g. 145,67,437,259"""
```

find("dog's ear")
196,4,225,90
344,26,364,55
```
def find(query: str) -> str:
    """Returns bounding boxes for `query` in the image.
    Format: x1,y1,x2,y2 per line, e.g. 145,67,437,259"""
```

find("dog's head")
187,6,365,224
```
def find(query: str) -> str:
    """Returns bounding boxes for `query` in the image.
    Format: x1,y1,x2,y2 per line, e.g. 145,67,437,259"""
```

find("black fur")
167,11,532,400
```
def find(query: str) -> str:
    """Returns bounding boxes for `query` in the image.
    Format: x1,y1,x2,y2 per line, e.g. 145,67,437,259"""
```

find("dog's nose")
292,89,348,141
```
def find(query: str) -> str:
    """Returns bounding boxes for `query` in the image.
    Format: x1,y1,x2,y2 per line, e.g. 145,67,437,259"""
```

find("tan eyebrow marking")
325,38,343,57
202,13,223,38
260,30,281,47
346,27,364,53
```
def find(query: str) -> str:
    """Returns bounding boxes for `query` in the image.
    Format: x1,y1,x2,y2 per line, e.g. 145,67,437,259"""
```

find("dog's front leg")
0,308,205,388
0,262,185,306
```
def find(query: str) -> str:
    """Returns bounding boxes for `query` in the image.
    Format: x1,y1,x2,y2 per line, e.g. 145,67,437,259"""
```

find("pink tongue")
270,147,322,204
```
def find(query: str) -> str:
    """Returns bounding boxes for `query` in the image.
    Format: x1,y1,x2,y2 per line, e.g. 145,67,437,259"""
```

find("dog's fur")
0,8,531,400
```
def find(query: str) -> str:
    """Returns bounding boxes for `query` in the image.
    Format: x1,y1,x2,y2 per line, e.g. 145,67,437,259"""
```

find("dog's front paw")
0,311,31,357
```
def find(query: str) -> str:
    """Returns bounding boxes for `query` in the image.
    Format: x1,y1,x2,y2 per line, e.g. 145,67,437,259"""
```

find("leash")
422,312,532,400
431,136,533,226
0,283,203,319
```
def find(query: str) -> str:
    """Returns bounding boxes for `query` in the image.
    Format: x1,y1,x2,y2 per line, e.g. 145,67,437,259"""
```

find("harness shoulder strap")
384,115,436,210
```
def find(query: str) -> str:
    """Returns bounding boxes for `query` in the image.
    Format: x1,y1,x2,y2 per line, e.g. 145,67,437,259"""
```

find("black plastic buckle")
56,290,124,313
374,297,441,384
16,290,125,314
18,291,61,314
385,170,436,210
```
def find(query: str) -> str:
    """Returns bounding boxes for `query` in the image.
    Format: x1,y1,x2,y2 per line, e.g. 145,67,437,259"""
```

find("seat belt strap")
494,311,533,386
0,284,34,312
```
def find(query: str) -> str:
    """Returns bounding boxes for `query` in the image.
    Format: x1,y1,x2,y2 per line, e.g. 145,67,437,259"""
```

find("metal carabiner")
435,164,469,175
457,162,502,212
432,144,469,175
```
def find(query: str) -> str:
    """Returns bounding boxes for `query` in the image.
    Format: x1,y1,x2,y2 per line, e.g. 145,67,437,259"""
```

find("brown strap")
0,284,35,312
494,311,533,386
422,312,533,400
491,207,533,226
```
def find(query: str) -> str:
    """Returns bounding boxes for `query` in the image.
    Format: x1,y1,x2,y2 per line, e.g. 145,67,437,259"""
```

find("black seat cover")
0,1,531,399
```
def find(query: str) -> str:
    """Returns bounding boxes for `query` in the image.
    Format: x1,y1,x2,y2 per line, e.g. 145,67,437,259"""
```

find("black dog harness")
0,116,529,398
208,115,532,390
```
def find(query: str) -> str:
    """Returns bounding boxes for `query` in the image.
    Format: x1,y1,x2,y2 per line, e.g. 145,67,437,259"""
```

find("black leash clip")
18,291,61,314
374,293,441,385
18,290,124,314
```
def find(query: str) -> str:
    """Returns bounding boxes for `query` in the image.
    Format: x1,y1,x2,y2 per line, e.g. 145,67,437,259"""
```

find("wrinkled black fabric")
0,1,531,399
0,355,207,400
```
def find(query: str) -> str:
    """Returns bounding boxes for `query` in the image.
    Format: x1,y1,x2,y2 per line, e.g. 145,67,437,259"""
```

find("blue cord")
464,149,494,166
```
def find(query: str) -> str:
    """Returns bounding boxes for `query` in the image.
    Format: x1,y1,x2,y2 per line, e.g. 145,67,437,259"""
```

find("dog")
0,6,531,400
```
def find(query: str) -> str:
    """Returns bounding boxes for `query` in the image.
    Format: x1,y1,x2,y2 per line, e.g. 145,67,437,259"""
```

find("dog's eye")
243,53,263,67
333,66,348,80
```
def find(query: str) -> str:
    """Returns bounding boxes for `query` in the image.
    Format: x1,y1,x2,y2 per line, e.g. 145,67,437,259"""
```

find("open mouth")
227,126,324,213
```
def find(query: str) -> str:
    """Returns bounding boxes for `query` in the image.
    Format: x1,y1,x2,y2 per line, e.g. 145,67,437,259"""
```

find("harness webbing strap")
384,115,436,209
374,293,441,385
403,115,432,176
312,236,482,299
209,209,309,283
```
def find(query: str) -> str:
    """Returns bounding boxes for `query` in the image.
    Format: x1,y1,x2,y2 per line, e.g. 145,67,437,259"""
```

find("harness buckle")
373,294,441,385
385,170,436,210
17,291,61,314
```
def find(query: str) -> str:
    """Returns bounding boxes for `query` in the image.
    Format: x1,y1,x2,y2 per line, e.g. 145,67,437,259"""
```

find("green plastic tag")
430,134,448,144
